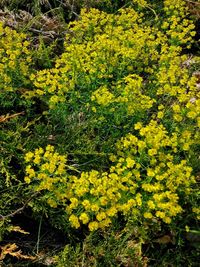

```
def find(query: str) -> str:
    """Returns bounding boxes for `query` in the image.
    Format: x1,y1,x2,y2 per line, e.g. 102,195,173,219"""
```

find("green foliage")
0,0,199,265
56,228,146,267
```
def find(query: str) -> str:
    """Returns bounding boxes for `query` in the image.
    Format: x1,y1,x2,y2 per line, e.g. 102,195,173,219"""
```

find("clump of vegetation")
0,0,200,266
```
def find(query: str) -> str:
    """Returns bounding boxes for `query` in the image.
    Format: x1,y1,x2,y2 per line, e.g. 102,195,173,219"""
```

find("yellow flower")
107,207,118,217
47,198,57,208
163,217,171,224
126,157,135,168
147,200,155,209
25,152,34,162
156,211,165,219
33,155,41,164
173,114,183,122
182,143,190,151
91,204,100,212
134,122,143,130
26,165,35,178
136,193,142,206
148,148,157,156
82,200,91,210
187,111,197,119
88,221,99,231
24,176,31,184
99,197,108,206
185,225,190,232
172,104,181,113
46,145,54,152
147,168,155,177
96,212,107,221
157,111,164,119
69,215,80,229
144,212,153,219
69,198,79,209
79,213,89,224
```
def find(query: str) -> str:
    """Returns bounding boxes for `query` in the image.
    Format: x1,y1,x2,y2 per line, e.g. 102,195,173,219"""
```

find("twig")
29,28,58,38
185,0,200,5
36,215,43,254
0,111,25,123
0,192,40,221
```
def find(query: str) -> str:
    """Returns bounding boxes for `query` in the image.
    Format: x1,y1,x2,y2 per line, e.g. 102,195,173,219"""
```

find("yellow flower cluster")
113,120,196,222
132,0,148,6
91,74,154,114
24,145,67,197
24,120,197,230
23,1,199,230
65,168,140,230
163,0,195,47
91,86,114,106
25,1,199,137
26,7,159,111
0,22,31,91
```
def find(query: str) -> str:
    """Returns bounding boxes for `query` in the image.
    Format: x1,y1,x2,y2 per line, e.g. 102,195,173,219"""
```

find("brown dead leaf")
0,112,24,123
0,243,36,261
